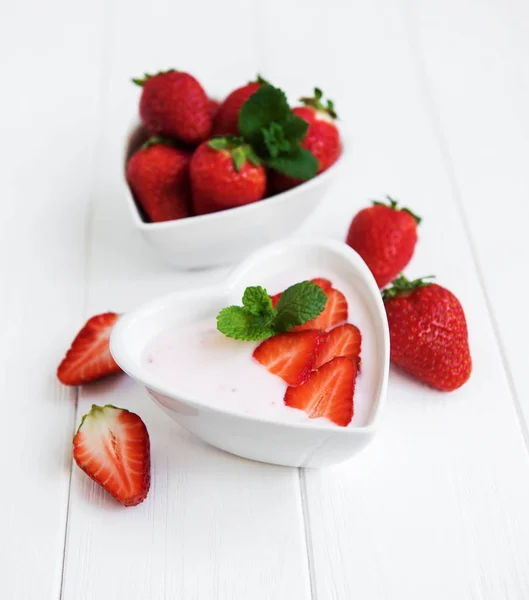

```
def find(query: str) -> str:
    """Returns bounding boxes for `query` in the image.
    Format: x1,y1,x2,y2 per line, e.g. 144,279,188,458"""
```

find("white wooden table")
2,0,529,598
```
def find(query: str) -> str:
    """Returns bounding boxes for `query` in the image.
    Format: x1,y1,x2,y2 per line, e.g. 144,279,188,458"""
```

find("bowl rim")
123,120,349,231
109,238,389,435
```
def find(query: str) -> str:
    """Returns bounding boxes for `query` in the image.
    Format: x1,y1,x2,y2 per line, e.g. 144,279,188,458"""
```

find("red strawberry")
284,357,356,426
346,196,420,289
271,88,341,192
293,287,348,332
212,76,267,136
253,330,327,386
57,313,122,385
383,275,472,391
314,323,362,369
190,138,266,215
126,137,191,223
270,278,332,308
133,70,212,144
73,405,150,507
207,98,220,120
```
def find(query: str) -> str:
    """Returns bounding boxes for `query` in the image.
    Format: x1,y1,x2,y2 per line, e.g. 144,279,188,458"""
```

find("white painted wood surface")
1,0,528,598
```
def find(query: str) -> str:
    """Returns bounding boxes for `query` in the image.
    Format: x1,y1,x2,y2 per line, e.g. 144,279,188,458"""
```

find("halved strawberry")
284,356,356,426
314,323,362,369
269,278,332,309
293,288,348,332
73,404,150,507
253,330,328,386
57,313,122,385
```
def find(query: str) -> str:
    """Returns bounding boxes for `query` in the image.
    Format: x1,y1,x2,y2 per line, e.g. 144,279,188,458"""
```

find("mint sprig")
217,281,327,341
238,84,318,180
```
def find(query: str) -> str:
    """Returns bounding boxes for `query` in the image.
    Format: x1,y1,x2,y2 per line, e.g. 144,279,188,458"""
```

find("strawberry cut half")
314,323,362,369
253,330,328,386
57,312,122,385
73,404,151,507
293,288,348,332
284,356,356,426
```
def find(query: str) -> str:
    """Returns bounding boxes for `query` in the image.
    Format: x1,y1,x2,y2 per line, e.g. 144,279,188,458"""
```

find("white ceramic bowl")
110,239,389,468
123,123,347,269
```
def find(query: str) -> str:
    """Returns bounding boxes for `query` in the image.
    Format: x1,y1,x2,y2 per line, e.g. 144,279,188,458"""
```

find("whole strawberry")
383,275,472,391
133,70,212,144
212,76,267,136
190,137,266,215
207,98,220,121
271,88,341,192
346,196,420,288
126,137,191,223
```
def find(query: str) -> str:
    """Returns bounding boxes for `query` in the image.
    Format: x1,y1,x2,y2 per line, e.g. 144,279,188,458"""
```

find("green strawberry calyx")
382,274,435,301
140,136,179,150
373,195,422,225
132,69,177,87
208,136,262,172
299,87,338,119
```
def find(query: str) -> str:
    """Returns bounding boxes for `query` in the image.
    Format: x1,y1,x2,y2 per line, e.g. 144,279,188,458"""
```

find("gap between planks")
58,0,118,595
299,468,317,600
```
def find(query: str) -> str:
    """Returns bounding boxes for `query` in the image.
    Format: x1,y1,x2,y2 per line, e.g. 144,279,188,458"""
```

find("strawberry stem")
131,69,177,87
140,136,179,150
372,195,422,225
299,87,338,119
382,274,435,301
208,136,261,172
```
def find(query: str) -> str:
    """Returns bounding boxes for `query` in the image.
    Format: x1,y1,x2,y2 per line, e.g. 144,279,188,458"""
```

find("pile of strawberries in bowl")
123,70,345,268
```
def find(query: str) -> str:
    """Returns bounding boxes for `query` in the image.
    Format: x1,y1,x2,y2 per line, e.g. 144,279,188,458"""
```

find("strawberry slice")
314,323,362,369
73,404,150,507
57,312,122,385
311,277,332,292
293,287,348,332
253,330,328,386
284,356,356,426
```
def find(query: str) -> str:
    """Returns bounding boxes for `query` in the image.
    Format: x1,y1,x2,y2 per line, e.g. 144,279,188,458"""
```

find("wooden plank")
60,1,312,598
0,1,107,598
259,0,529,598
404,0,529,427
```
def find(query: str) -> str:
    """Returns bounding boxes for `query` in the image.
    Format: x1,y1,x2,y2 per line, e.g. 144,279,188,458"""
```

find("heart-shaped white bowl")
123,123,348,269
110,239,389,468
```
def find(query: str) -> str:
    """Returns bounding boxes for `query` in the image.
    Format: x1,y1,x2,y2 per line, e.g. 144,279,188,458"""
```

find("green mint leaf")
262,122,293,158
217,306,275,341
281,113,309,145
238,84,291,146
267,147,318,180
274,281,327,332
242,286,274,316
